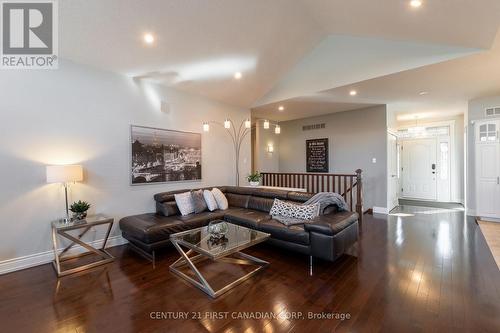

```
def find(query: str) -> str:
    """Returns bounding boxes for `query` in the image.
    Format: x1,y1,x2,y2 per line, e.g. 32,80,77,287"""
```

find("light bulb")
203,122,209,132
263,120,270,129
245,119,251,129
224,119,231,129
410,0,422,8
144,33,155,44
275,125,281,134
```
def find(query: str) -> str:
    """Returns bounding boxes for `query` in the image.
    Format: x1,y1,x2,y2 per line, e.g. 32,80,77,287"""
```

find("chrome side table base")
51,216,115,277
169,241,269,298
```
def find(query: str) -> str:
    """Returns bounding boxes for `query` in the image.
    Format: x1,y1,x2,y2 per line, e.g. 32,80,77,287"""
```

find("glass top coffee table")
169,221,270,298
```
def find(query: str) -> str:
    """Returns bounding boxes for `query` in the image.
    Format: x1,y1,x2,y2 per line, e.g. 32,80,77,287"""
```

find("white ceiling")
255,35,480,107
299,0,500,49
252,95,379,122
59,0,500,119
254,28,500,122
59,0,323,108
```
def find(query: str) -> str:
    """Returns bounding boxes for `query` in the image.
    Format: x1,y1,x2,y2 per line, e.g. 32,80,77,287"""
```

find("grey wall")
254,119,280,173
277,106,388,209
466,95,500,215
0,60,250,267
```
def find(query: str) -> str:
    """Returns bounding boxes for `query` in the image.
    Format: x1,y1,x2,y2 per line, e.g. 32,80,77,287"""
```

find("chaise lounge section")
119,186,359,265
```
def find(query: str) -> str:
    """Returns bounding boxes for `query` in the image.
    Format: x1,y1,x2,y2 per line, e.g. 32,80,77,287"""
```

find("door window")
479,123,497,142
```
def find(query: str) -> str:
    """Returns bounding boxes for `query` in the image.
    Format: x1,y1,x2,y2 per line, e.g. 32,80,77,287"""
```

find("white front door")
401,138,437,200
387,133,399,211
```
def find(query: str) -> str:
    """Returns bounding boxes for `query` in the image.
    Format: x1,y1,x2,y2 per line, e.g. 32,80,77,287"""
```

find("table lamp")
46,165,84,222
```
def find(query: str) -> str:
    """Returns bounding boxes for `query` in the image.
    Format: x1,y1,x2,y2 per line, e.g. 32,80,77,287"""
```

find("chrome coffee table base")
169,241,269,298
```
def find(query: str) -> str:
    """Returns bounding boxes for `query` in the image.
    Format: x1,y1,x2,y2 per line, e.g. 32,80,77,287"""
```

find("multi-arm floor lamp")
202,118,280,186
46,165,84,222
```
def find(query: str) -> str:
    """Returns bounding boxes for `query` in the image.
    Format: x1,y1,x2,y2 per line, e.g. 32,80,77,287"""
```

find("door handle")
497,176,499,185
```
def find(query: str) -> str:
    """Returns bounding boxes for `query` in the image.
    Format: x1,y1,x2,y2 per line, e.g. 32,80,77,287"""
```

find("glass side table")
51,214,115,277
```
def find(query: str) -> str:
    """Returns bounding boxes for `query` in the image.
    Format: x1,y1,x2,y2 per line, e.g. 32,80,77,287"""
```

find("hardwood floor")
1,206,499,333
478,219,500,269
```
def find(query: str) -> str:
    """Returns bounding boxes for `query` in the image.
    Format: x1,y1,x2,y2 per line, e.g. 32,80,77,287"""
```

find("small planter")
249,181,260,187
72,211,88,221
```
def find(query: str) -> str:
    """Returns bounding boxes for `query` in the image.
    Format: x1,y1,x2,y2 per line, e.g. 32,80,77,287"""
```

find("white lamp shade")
46,165,83,183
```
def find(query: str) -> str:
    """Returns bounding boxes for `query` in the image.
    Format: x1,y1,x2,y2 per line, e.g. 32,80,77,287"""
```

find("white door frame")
387,131,400,211
397,120,455,203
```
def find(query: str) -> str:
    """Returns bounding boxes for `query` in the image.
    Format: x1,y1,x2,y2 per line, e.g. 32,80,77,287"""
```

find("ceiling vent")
485,106,500,117
302,123,326,131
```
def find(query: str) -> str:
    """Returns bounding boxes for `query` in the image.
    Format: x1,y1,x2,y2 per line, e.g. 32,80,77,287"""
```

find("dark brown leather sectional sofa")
119,186,359,264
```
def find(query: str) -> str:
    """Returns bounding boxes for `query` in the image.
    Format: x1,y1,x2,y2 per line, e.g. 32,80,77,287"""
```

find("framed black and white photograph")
306,138,329,173
130,125,201,184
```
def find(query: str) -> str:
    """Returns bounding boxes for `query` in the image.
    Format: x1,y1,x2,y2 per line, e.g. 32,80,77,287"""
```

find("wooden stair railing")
260,169,363,223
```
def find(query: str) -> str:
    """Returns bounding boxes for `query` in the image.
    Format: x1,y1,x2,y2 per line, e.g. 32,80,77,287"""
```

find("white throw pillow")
174,192,195,216
203,189,218,211
211,188,228,210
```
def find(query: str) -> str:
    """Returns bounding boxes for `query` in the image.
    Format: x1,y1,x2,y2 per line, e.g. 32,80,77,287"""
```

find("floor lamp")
202,118,280,186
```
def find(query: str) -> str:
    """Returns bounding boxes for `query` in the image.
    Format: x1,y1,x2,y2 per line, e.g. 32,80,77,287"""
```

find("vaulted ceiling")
59,0,500,120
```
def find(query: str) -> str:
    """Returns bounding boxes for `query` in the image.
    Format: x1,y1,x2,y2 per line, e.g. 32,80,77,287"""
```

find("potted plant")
70,200,91,220
247,172,261,186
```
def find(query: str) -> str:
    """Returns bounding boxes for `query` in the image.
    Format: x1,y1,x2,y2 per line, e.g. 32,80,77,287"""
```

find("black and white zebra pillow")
270,198,320,221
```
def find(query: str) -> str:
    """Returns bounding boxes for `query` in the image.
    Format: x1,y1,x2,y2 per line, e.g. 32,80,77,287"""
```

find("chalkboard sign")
306,138,329,173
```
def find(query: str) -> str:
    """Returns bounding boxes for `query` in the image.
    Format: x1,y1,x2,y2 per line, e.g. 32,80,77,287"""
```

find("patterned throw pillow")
270,198,320,223
191,190,207,214
174,192,195,216
211,188,228,210
203,189,218,211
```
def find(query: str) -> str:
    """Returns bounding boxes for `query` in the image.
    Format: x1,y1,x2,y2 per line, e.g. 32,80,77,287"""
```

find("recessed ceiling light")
143,33,155,44
410,0,422,8
349,90,357,96
234,72,242,79
419,91,429,95
278,105,285,111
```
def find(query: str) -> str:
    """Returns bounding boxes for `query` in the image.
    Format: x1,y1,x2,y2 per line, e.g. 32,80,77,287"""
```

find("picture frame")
130,125,202,185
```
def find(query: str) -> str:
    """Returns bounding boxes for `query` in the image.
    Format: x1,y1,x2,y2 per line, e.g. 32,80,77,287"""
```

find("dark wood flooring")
1,206,499,333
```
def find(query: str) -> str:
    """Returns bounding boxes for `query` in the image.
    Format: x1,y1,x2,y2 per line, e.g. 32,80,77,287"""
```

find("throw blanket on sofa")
303,192,348,214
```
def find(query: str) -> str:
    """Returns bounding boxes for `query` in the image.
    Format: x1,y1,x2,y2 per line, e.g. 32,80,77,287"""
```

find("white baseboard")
0,235,128,275
373,206,389,214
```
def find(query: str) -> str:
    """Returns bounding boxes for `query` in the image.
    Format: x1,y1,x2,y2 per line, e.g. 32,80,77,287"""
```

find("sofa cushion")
304,211,359,236
212,188,228,210
156,201,180,216
174,192,195,216
286,191,313,202
258,219,310,245
176,211,226,226
119,213,187,243
224,209,272,228
119,211,226,244
203,190,218,211
226,193,250,208
247,196,274,212
191,190,207,214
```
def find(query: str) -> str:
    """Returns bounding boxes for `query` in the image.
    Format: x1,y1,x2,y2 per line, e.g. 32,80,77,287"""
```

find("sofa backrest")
153,186,314,216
